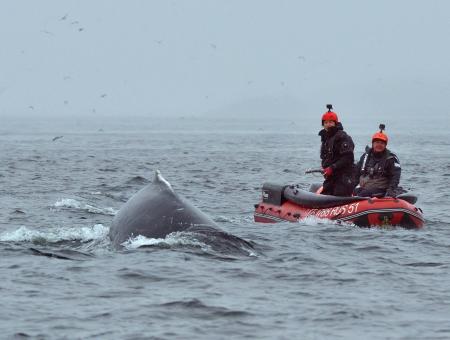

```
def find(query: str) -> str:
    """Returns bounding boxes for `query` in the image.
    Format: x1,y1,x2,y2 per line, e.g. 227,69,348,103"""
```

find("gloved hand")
323,167,333,178
385,188,396,197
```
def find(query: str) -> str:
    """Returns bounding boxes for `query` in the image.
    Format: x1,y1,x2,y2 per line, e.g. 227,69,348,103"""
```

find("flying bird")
41,30,54,36
52,136,64,142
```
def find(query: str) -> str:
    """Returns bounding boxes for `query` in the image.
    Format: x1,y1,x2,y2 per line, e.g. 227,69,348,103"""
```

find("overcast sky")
1,0,449,123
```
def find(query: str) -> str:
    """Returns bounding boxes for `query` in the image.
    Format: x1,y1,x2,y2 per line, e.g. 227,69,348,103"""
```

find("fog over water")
1,0,449,124
1,3,450,339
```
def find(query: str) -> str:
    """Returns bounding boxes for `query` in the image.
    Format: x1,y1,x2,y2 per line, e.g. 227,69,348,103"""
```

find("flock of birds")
26,11,308,117
31,13,103,114
40,12,84,36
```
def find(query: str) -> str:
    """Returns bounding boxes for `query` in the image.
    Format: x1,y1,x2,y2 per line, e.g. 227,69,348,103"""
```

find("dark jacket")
319,122,355,175
355,147,401,191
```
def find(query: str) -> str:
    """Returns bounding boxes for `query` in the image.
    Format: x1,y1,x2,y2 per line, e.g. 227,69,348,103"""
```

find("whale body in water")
109,170,252,253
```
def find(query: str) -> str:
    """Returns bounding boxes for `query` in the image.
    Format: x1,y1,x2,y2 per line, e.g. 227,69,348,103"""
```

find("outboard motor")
261,183,286,206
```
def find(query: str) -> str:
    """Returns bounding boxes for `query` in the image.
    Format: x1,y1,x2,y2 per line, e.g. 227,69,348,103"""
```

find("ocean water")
1,116,450,339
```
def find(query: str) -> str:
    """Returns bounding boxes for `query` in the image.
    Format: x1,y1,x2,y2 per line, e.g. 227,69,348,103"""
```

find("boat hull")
254,197,424,228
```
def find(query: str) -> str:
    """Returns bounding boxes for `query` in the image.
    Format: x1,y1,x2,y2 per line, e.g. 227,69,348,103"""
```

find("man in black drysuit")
319,106,355,197
354,128,402,197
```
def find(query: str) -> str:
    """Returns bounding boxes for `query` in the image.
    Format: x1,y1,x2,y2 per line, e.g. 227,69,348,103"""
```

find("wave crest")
0,224,109,243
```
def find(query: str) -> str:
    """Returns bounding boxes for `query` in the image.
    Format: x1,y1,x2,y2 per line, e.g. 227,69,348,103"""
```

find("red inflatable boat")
254,183,424,228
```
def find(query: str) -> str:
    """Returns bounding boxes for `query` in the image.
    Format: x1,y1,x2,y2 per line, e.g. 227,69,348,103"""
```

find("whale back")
109,171,219,247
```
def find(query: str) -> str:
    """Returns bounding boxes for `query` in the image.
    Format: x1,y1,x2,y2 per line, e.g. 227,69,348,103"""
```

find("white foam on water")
121,232,211,251
299,215,357,228
214,215,233,223
0,224,110,243
54,198,117,216
299,215,337,226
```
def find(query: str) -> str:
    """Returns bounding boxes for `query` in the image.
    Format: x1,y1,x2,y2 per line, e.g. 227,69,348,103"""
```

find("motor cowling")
261,183,286,206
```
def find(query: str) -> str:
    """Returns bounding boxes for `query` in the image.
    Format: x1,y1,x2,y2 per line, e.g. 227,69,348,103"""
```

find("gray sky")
1,0,449,122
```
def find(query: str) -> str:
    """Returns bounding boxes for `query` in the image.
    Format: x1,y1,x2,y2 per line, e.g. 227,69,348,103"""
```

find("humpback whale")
109,170,251,252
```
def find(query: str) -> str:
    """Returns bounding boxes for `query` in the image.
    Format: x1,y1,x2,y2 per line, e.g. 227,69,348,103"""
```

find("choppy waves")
1,124,450,339
53,198,118,216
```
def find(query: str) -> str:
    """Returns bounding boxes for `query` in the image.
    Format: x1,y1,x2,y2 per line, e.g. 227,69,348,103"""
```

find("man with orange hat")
319,104,355,196
354,124,401,197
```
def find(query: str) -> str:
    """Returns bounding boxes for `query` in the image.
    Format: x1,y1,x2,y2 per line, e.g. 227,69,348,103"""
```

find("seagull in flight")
41,30,54,36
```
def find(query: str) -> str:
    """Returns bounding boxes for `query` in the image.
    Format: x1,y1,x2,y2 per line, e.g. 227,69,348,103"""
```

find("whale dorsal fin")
153,170,173,191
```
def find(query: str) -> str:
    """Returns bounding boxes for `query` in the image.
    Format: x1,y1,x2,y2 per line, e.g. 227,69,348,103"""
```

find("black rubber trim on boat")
284,187,367,209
